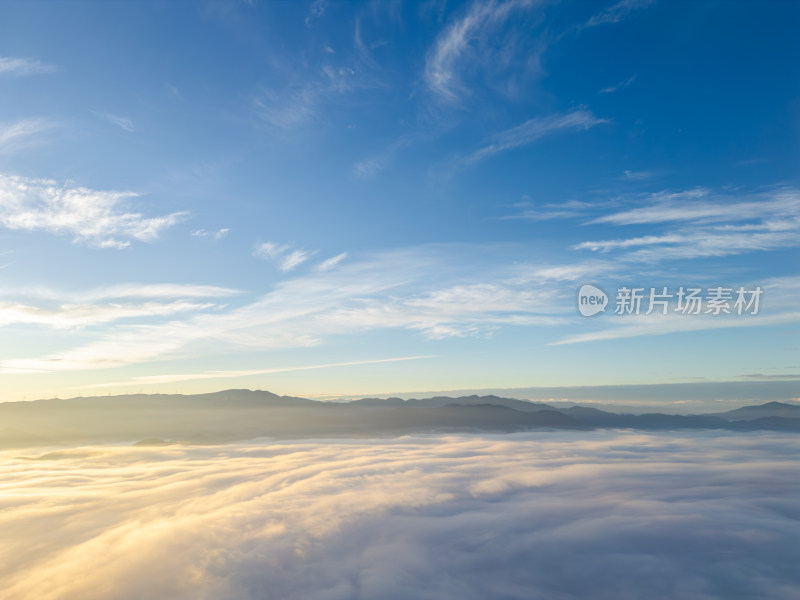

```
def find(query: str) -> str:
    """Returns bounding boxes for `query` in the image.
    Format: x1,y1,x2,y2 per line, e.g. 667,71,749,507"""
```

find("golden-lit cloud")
1,432,799,599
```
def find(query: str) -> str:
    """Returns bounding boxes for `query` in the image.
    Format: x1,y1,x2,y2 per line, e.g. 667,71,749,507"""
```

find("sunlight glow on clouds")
1,246,797,375
0,300,218,329
1,432,798,600
0,247,570,373
91,354,435,387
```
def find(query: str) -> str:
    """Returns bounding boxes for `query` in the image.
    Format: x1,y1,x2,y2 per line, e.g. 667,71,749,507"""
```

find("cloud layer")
2,431,799,600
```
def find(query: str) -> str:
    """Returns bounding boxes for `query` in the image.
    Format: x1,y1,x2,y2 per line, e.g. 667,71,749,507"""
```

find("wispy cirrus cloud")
461,109,608,166
304,0,327,27
2,222,791,374
501,198,601,222
0,246,573,373
0,283,241,303
191,227,230,241
600,73,637,94
253,242,314,272
590,187,799,226
577,229,800,261
582,0,655,30
0,56,57,77
424,0,542,104
578,187,800,261
95,112,135,132
553,309,800,346
253,50,378,130
0,300,219,330
0,118,56,152
253,86,321,130
90,355,435,387
0,283,238,338
1,233,792,373
364,0,654,180
353,132,423,179
0,173,187,248
425,0,653,105
316,252,348,271
621,168,659,180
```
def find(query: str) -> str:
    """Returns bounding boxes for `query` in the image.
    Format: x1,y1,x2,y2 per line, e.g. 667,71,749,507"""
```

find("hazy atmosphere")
1,1,799,599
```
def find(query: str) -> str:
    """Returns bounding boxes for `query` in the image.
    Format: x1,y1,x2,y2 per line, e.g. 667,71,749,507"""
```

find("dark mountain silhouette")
726,416,800,431
558,407,731,429
0,389,798,449
350,394,557,411
709,401,800,421
377,404,586,432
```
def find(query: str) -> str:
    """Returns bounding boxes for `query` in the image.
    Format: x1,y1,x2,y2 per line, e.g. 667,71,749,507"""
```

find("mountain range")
1,389,799,449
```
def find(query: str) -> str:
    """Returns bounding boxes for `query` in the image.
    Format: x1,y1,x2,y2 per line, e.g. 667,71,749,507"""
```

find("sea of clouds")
2,431,799,600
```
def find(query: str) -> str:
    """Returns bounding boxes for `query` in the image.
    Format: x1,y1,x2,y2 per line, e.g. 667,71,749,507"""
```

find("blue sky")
0,0,798,406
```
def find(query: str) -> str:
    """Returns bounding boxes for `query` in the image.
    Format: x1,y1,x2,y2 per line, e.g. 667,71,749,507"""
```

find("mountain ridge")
1,389,798,449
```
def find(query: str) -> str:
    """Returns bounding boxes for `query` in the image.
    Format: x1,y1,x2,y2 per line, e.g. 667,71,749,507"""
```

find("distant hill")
0,389,798,449
710,401,800,421
349,394,557,412
11,388,316,410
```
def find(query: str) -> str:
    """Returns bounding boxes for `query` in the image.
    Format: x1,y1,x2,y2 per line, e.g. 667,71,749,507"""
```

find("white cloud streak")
554,310,800,346
3,210,792,373
590,188,800,226
462,110,608,166
88,355,437,387
0,56,57,76
0,300,219,330
1,432,798,600
0,284,238,332
0,173,187,248
305,0,327,27
1,283,242,304
599,73,637,94
502,199,600,222
0,247,574,373
316,252,348,271
192,228,230,241
253,242,314,272
583,0,655,29
96,112,135,132
578,188,800,261
0,118,55,152
252,56,374,130
424,0,540,103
